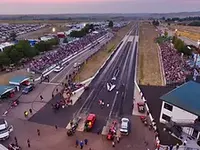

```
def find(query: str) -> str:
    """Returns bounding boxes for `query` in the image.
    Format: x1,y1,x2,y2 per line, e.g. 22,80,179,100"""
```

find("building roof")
9,76,29,85
160,81,200,116
0,85,16,96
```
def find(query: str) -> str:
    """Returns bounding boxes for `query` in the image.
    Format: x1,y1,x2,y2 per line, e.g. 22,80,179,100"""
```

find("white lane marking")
108,91,119,119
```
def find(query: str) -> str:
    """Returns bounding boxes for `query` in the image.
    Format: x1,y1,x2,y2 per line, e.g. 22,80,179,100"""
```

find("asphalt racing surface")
75,26,138,133
29,25,138,132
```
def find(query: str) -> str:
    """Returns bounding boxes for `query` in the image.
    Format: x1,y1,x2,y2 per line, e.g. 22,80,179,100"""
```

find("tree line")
0,38,59,68
165,16,200,22
152,20,160,26
172,36,192,55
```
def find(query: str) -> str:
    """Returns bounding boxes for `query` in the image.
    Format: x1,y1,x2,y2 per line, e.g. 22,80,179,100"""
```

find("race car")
106,82,116,92
84,114,96,131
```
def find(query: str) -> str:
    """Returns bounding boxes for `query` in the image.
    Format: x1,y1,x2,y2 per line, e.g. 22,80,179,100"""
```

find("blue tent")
9,76,29,86
0,85,16,98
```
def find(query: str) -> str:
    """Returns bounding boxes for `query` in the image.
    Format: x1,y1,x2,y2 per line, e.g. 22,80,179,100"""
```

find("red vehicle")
107,121,117,140
137,102,145,113
84,114,96,131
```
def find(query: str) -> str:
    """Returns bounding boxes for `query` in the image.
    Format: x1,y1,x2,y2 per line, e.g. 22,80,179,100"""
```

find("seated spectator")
159,42,192,85
29,31,106,73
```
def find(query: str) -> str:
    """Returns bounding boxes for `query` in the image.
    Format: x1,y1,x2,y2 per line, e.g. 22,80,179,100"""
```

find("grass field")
74,23,133,82
169,24,200,41
177,30,200,42
137,22,163,86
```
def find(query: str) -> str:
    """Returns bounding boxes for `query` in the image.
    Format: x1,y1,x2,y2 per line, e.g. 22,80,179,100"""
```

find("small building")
160,81,200,139
0,42,15,52
0,85,17,99
9,76,30,86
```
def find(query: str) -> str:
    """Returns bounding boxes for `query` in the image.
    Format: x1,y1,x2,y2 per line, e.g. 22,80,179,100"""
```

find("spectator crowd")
160,43,192,85
29,31,106,73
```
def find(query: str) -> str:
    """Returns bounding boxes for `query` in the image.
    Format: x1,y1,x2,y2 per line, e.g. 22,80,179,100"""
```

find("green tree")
0,52,11,67
10,32,17,41
174,39,185,52
108,21,114,28
9,49,23,64
152,20,159,26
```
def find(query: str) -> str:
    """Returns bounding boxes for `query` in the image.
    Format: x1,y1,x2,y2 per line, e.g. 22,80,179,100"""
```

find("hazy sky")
0,0,200,14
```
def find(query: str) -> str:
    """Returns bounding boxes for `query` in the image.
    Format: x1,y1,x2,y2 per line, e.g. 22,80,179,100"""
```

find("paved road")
28,27,132,128
73,24,139,133
1,32,112,120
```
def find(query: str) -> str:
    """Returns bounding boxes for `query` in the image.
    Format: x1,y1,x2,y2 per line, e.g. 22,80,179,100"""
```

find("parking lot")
0,23,48,42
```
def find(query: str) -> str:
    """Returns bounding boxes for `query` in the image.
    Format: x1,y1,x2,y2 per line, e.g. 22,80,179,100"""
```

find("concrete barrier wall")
34,35,107,81
157,43,166,86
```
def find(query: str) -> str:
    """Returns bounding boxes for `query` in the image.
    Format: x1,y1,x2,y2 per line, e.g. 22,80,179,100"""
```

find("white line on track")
108,91,119,119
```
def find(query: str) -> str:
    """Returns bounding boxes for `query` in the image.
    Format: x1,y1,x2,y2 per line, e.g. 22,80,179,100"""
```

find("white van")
0,119,13,141
0,144,8,150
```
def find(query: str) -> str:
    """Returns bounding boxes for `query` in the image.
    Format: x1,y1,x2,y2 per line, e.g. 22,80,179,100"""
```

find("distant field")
0,20,73,24
177,30,200,42
137,22,163,86
74,23,133,82
170,24,200,34
169,24,200,41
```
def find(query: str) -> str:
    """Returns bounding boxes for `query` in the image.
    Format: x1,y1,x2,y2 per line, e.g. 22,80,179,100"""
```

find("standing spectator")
76,140,79,148
52,94,54,98
183,139,187,146
80,141,84,149
40,95,43,101
24,111,29,118
84,139,88,145
165,146,169,150
169,145,173,150
37,129,40,136
27,139,30,148
14,136,18,146
55,125,58,130
112,141,115,147
70,120,73,127
116,136,120,143
176,143,179,150
29,108,32,114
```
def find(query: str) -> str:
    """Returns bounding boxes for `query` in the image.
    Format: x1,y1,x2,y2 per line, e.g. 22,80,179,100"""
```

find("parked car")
22,84,34,94
0,119,13,141
120,118,130,135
